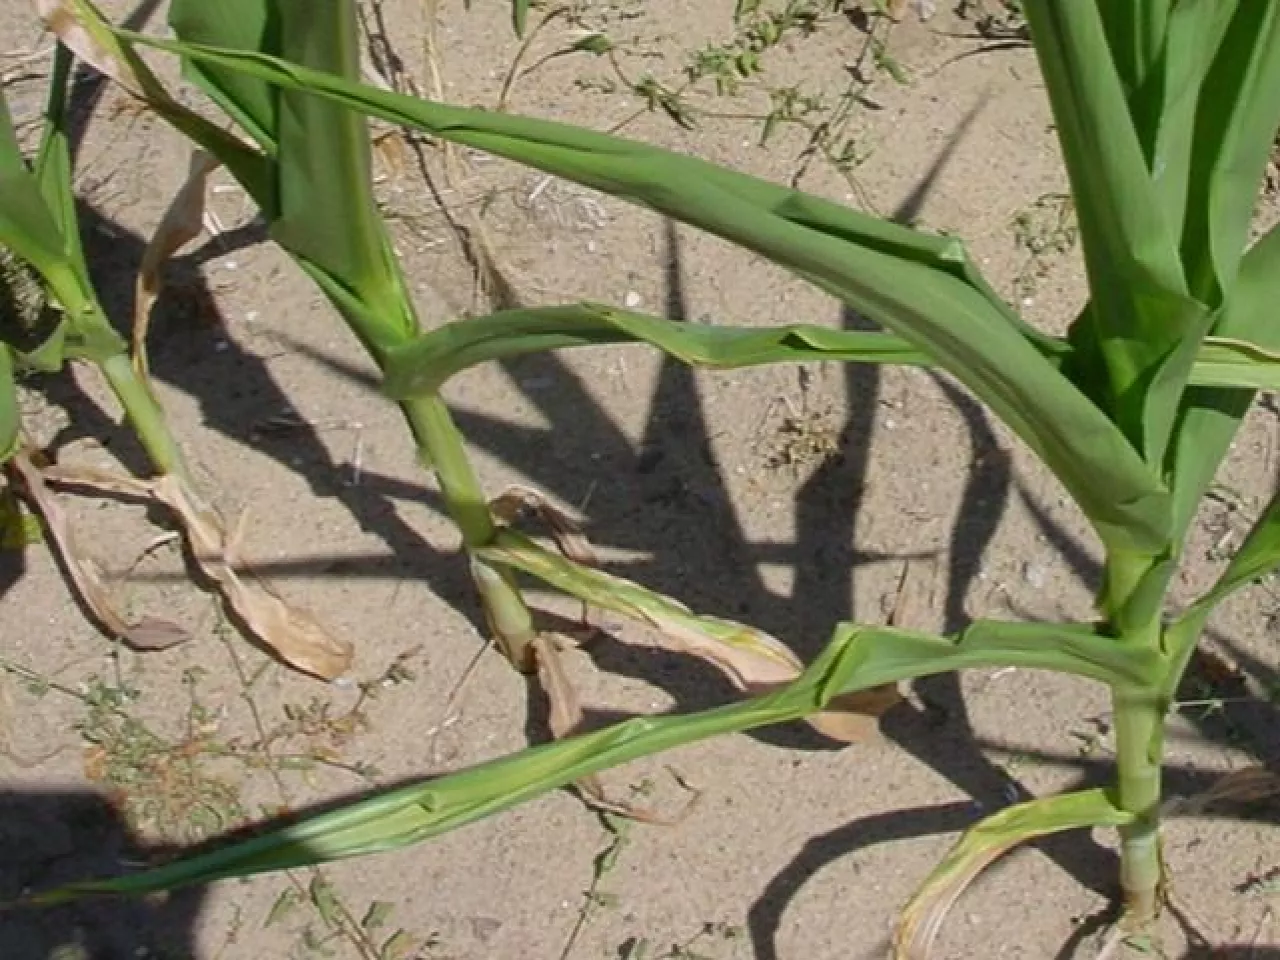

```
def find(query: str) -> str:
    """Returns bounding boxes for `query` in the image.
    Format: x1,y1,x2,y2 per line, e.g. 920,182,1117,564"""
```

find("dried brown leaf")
135,151,219,380
7,451,190,652
121,615,192,652
484,524,893,743
36,0,145,96
491,484,598,567
43,464,352,679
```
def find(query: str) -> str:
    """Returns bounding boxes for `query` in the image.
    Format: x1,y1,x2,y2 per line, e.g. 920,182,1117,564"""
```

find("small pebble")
1022,561,1047,588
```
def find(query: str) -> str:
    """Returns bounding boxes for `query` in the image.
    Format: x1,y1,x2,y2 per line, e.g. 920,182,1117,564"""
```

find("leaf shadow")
0,788,205,960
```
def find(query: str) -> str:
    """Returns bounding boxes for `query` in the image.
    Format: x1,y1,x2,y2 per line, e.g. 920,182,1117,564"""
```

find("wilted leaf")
479,527,889,743
6,450,191,652
121,615,193,652
811,559,928,740
894,789,1132,959
36,0,146,97
43,464,352,679
135,150,219,380
490,484,598,566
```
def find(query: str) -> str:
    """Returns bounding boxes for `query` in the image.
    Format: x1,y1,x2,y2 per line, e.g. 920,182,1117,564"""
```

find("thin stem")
98,351,189,483
1112,684,1165,925
400,393,536,671
1103,545,1170,929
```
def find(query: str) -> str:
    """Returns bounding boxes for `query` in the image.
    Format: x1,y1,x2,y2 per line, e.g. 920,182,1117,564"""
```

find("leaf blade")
894,789,1134,959
23,617,1154,902
112,31,1172,555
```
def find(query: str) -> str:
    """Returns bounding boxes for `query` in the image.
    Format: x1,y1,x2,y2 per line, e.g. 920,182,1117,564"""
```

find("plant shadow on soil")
0,789,205,960
7,24,1278,958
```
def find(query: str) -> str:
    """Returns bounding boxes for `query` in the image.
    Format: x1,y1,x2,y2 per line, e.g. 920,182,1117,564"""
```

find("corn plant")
28,0,1280,953
0,46,185,478
0,38,354,674
65,0,551,673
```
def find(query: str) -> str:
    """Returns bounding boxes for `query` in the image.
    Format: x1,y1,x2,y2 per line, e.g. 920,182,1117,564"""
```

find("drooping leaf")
384,300,1280,398
107,29,1173,556
383,303,931,397
43,464,352,679
894,789,1133,959
6,451,191,652
20,618,1153,902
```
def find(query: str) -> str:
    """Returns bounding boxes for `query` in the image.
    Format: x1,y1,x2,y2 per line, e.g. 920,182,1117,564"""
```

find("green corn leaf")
20,614,1154,903
1189,488,1280,623
895,789,1133,959
1096,1,1170,107
1165,476,1280,697
0,49,121,366
383,303,932,397
47,0,274,205
1188,337,1280,390
33,45,86,273
0,89,69,292
109,29,1172,556
1168,223,1280,548
1023,1,1204,466
0,91,68,364
1179,1,1280,301
0,347,19,465
168,0,280,154
167,0,418,358
1144,0,1238,255
383,300,1280,398
269,0,417,353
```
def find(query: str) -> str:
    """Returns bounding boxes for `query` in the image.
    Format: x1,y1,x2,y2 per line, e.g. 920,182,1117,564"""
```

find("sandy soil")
1,2,1278,959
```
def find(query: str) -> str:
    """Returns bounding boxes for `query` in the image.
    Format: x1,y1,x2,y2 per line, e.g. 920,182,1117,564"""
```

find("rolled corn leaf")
894,788,1134,959
1023,1,1207,466
383,303,931,396
383,299,1280,398
98,24,1174,557
1177,1,1280,301
22,616,1156,902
